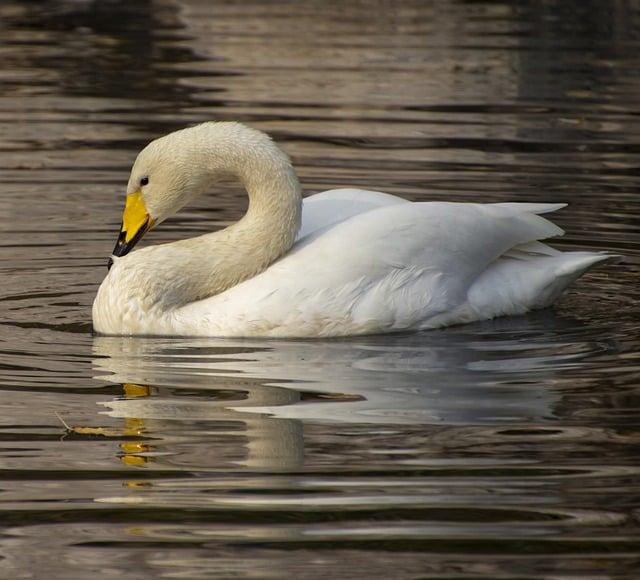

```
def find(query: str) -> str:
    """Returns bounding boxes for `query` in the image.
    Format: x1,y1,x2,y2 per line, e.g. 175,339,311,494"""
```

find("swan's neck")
174,124,303,301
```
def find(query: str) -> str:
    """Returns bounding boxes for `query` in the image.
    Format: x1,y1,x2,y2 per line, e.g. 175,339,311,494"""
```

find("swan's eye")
140,176,149,187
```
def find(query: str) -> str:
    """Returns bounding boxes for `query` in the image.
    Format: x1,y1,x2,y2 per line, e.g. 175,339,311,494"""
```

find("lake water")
1,0,639,578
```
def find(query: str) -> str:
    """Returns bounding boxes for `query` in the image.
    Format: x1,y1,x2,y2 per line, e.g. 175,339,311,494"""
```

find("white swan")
93,122,610,337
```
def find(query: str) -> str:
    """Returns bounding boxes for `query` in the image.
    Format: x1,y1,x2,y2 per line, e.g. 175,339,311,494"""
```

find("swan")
93,121,611,337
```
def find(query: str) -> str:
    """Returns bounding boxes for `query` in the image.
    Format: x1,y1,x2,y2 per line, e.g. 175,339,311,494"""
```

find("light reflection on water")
0,0,639,578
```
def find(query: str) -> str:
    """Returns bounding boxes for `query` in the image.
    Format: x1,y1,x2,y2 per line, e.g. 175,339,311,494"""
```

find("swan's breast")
92,251,167,335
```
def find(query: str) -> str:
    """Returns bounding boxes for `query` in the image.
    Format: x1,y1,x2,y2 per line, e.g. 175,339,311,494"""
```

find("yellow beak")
109,191,154,267
122,191,151,243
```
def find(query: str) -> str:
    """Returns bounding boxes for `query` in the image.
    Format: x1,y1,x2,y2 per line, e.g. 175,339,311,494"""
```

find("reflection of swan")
93,331,560,431
92,338,308,470
90,323,579,470
93,122,610,337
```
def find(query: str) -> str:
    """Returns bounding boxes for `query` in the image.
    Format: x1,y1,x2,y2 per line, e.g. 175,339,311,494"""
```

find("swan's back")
297,188,408,239
166,196,609,337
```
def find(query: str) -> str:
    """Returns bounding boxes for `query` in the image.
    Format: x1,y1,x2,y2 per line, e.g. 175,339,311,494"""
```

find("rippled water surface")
1,1,640,578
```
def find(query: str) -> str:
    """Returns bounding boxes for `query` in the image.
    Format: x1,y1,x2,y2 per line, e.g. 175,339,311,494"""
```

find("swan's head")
108,121,297,269
109,124,233,266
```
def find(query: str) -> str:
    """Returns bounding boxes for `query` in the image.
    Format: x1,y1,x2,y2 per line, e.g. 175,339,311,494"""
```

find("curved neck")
176,123,303,301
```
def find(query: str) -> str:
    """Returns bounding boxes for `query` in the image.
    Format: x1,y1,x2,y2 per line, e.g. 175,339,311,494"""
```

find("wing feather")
175,202,568,336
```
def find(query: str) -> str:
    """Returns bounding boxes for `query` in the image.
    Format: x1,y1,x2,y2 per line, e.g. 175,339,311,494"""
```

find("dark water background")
1,1,639,578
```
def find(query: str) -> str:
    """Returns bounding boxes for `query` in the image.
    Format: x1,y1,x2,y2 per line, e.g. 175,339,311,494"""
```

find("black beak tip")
108,219,151,269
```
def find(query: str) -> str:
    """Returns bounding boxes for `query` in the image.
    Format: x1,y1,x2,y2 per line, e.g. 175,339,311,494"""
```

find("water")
1,0,639,577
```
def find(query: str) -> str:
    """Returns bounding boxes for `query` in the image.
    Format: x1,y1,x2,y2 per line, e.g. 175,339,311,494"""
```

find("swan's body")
93,122,610,337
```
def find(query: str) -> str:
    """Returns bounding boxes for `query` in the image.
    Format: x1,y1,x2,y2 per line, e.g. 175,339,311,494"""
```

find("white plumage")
92,123,610,337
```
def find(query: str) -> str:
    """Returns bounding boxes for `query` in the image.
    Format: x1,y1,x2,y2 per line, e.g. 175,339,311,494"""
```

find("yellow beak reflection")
109,191,154,268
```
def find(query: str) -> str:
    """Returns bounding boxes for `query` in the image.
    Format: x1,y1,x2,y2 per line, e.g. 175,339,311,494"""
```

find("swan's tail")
461,202,618,317
467,249,616,319
493,202,568,215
